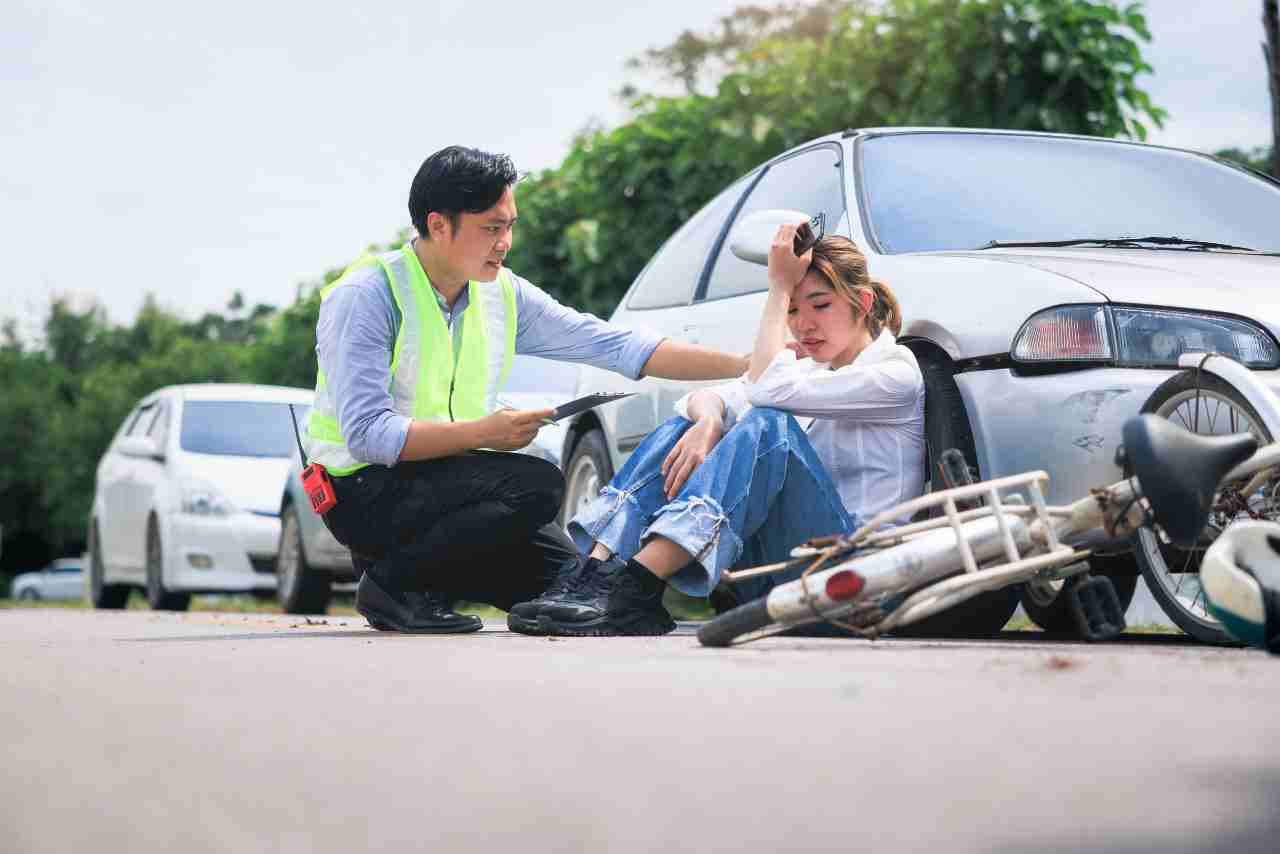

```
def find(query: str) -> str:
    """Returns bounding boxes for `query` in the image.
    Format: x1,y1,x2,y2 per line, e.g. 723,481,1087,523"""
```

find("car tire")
1131,370,1265,645
895,353,1021,638
1020,553,1139,634
88,519,130,609
17,588,40,601
277,502,332,615
145,518,190,612
560,429,613,529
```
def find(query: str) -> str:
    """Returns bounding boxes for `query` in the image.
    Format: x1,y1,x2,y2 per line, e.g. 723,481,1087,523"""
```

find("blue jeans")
568,408,856,600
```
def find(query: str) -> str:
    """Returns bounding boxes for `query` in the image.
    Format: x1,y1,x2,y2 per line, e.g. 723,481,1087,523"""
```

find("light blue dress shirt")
315,261,664,467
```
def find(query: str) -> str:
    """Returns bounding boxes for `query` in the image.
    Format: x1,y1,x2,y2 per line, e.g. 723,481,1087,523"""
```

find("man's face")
430,186,517,283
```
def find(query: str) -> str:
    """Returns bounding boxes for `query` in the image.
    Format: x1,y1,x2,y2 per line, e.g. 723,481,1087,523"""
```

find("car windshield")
180,400,303,458
860,133,1280,255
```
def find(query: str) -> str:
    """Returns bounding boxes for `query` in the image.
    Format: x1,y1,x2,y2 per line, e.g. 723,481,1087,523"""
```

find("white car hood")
949,248,1280,328
179,454,292,515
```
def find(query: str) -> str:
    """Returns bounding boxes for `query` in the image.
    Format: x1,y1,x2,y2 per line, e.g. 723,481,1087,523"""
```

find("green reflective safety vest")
305,245,517,476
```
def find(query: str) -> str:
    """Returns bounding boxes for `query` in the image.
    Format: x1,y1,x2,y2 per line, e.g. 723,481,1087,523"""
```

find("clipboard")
547,392,635,423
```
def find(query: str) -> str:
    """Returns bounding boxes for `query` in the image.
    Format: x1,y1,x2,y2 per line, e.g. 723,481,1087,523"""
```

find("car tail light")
1012,305,1111,362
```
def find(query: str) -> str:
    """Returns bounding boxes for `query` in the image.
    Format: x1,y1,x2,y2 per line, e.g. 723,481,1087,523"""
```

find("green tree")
507,0,1164,315
1215,145,1276,176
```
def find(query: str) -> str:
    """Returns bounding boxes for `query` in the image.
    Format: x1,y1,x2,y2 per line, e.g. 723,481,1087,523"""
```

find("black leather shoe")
507,555,598,635
536,557,675,636
356,573,482,634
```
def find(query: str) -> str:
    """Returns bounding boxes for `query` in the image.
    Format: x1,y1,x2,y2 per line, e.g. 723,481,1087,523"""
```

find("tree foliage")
508,0,1164,315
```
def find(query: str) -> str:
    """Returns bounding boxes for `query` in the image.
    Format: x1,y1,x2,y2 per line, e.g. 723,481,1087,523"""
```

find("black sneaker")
536,556,675,637
507,555,598,635
355,573,482,634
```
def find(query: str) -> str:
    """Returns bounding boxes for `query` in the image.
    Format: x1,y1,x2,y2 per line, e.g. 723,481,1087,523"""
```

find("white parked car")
559,127,1280,641
9,558,84,601
88,384,313,610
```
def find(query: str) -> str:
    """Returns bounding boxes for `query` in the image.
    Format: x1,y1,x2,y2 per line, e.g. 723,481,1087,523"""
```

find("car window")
179,400,301,458
51,565,81,574
703,145,846,301
626,178,750,310
147,400,169,447
127,403,159,437
860,132,1280,254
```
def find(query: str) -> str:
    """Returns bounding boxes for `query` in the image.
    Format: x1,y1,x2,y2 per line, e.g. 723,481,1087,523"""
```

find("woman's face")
786,271,865,366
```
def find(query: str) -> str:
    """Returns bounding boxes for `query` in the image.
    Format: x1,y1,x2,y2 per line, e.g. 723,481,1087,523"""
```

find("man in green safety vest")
307,146,746,633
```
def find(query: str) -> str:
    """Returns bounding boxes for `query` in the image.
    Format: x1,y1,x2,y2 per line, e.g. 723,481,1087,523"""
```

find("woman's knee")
728,407,797,441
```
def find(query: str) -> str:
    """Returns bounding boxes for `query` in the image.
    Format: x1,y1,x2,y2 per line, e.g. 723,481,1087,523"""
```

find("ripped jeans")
567,408,856,601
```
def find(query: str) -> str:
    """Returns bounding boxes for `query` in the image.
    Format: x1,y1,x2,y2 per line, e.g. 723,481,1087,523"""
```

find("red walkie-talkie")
289,405,337,515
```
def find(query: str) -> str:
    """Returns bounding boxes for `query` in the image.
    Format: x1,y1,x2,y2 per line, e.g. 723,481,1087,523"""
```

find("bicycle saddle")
1122,414,1258,548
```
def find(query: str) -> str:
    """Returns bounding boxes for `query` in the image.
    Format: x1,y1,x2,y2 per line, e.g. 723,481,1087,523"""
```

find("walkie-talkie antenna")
287,404,307,465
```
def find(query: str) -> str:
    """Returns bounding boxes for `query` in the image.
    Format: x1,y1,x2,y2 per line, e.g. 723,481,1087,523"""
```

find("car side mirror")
117,435,164,462
728,208,815,265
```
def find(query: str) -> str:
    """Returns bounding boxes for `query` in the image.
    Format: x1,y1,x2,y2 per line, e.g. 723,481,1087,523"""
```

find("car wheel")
277,503,332,615
1021,553,1139,633
17,588,40,601
560,429,612,529
1132,371,1268,644
145,518,190,611
896,353,1021,638
88,518,129,609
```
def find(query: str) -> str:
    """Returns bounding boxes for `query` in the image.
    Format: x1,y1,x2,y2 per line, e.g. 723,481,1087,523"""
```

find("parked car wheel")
896,353,1022,638
560,430,612,528
1021,553,1139,633
17,588,40,601
145,518,190,611
1132,371,1269,644
88,519,129,609
276,502,332,615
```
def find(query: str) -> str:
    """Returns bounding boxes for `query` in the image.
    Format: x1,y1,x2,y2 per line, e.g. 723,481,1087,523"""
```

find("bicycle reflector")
824,569,866,602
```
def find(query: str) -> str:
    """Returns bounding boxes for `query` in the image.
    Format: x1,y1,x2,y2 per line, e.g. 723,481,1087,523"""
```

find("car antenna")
287,405,307,465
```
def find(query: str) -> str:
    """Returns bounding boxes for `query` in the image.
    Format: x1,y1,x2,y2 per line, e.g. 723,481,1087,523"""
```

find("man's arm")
398,408,554,461
640,339,747,381
512,275,745,380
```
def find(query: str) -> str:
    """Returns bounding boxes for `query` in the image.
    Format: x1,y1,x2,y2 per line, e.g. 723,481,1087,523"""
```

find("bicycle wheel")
1134,370,1275,644
697,599,773,647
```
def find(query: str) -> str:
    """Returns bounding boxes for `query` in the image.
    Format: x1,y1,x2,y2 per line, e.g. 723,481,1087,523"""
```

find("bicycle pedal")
1068,576,1126,641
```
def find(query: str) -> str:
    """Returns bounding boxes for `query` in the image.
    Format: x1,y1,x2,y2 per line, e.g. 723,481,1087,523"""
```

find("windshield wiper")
981,236,1260,253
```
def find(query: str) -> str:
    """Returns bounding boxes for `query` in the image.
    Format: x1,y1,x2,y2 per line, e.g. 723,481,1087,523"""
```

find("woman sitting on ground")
509,223,926,636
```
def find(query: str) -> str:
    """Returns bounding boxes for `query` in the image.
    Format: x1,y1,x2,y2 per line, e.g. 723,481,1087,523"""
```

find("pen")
495,399,557,426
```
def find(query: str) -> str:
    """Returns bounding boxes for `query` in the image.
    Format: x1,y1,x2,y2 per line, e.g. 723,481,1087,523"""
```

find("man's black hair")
408,146,518,238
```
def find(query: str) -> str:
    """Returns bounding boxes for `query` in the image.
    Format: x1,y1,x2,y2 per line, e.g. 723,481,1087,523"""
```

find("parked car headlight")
1012,305,1280,369
179,483,236,516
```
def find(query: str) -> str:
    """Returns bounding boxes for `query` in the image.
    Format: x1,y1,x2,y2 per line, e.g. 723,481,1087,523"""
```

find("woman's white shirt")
673,330,926,526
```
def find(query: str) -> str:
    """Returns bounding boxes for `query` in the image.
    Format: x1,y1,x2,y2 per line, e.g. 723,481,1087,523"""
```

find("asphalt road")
2,608,1278,854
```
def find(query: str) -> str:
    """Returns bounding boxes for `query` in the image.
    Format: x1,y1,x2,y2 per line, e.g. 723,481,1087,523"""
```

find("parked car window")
127,403,159,437
626,177,750,310
703,145,845,301
179,401,300,458
51,565,81,574
860,132,1280,254
147,401,169,446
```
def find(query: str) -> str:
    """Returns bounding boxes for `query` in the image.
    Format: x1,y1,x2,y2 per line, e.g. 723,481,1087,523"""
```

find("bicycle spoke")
1175,405,1193,431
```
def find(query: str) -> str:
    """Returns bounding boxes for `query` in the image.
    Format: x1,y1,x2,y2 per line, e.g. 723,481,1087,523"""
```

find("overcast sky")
2,0,1273,340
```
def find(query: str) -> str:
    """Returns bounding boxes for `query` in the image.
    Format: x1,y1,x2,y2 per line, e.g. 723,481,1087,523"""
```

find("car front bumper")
955,366,1280,508
167,512,281,591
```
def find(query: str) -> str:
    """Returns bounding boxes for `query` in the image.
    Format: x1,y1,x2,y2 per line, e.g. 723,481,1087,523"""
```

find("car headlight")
179,483,236,516
1012,305,1280,369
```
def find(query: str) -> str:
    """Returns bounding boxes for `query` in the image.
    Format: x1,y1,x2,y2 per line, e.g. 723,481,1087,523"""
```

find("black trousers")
322,451,576,611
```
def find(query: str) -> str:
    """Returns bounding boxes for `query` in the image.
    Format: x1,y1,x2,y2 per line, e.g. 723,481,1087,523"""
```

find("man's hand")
479,408,555,451
661,417,724,499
